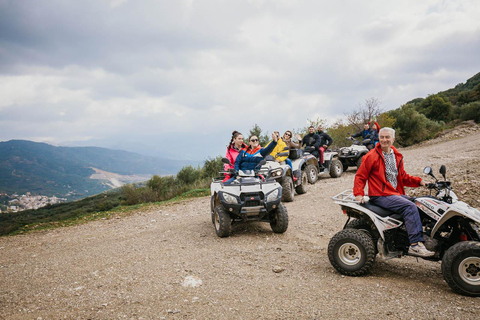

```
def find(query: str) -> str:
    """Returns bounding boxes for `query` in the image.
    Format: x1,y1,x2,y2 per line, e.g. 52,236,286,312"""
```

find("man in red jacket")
354,127,434,258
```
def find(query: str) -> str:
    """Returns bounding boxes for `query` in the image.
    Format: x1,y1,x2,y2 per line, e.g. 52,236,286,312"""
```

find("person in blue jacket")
352,123,372,140
234,133,278,172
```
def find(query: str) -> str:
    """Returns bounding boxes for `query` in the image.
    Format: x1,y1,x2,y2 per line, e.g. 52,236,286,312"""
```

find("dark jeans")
369,195,424,244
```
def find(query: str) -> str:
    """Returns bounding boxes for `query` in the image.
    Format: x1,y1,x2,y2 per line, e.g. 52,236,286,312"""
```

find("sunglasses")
284,133,292,137
250,139,258,142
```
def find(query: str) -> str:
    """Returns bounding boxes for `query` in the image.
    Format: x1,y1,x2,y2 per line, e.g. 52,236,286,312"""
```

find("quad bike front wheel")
442,241,480,297
270,203,288,233
213,205,232,238
295,170,308,195
329,159,343,178
328,229,376,276
356,156,363,169
281,176,294,202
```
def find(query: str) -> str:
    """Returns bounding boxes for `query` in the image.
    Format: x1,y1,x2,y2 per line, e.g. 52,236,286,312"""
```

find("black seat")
360,202,403,221
288,149,303,160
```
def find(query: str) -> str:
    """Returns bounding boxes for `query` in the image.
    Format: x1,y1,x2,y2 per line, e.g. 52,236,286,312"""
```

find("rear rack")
332,190,361,203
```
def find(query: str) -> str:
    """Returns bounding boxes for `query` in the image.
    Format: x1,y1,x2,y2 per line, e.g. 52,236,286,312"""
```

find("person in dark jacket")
316,125,333,166
297,126,321,159
352,123,372,140
352,123,374,149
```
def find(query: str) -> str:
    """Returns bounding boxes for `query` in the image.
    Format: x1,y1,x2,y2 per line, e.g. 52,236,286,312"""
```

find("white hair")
379,127,395,138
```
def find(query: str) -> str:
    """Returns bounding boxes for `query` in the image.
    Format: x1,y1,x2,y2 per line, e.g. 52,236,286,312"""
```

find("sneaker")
408,242,435,258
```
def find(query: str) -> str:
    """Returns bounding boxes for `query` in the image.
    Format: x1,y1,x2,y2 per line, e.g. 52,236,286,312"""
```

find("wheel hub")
338,243,361,266
458,257,480,285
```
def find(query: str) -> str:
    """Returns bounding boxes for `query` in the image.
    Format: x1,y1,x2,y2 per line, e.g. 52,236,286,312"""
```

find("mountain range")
0,140,195,199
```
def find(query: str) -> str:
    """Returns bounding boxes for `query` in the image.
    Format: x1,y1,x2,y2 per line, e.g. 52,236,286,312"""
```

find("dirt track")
1,127,480,319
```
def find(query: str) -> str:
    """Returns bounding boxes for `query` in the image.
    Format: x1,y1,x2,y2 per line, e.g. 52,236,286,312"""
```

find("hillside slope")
1,128,479,319
0,140,183,198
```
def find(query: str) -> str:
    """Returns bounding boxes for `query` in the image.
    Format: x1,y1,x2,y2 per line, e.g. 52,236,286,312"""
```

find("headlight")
270,169,282,177
351,151,358,155
221,192,239,204
266,188,280,202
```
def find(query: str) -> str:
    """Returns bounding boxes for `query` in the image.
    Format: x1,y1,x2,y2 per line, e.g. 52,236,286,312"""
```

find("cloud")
1,0,480,160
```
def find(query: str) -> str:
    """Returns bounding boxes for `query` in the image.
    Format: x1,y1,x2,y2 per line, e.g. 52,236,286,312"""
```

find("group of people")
224,125,334,182
223,122,435,259
352,118,380,149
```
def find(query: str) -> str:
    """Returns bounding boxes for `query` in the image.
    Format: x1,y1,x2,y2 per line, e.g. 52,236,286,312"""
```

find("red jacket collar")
246,145,261,154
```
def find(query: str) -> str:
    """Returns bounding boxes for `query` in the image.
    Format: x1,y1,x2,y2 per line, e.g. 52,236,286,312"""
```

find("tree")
388,104,443,146
345,97,383,131
248,124,270,147
326,119,357,148
176,165,201,185
202,156,224,179
417,94,454,122
459,101,480,123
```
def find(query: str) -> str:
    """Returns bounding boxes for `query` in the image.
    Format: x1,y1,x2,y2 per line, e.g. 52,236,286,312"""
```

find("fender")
291,158,305,172
334,201,403,240
431,201,480,237
282,166,292,177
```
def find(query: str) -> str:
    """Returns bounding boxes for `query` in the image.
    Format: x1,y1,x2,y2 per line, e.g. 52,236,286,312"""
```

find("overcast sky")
1,0,479,161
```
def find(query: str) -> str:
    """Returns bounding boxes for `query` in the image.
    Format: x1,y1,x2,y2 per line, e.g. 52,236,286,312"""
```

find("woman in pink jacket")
223,131,247,181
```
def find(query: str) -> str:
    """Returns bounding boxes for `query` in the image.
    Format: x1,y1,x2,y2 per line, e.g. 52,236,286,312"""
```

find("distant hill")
406,72,480,106
0,140,189,199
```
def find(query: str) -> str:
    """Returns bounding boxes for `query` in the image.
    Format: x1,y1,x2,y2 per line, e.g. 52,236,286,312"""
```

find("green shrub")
202,156,224,179
417,94,454,122
459,101,480,123
388,104,444,146
176,165,201,185
121,184,139,205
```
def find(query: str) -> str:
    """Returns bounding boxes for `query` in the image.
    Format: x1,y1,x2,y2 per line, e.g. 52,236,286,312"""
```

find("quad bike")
261,149,308,202
328,165,480,296
338,137,371,172
210,158,288,238
303,146,343,179
289,148,320,185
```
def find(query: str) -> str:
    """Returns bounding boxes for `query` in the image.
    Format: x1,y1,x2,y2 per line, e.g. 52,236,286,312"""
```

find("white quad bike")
210,158,288,238
303,146,343,179
261,149,308,202
338,136,371,172
328,165,480,296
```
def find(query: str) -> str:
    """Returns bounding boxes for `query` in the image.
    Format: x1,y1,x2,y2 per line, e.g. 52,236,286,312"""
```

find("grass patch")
1,188,209,236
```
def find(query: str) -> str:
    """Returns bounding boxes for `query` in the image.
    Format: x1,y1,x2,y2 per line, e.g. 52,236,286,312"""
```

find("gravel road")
1,128,480,320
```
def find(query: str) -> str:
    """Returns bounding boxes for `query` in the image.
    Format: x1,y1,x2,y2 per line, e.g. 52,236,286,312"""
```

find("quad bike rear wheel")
345,219,378,254
270,203,289,233
305,164,319,184
213,205,231,238
281,176,294,202
295,170,308,194
328,229,376,276
442,241,480,297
